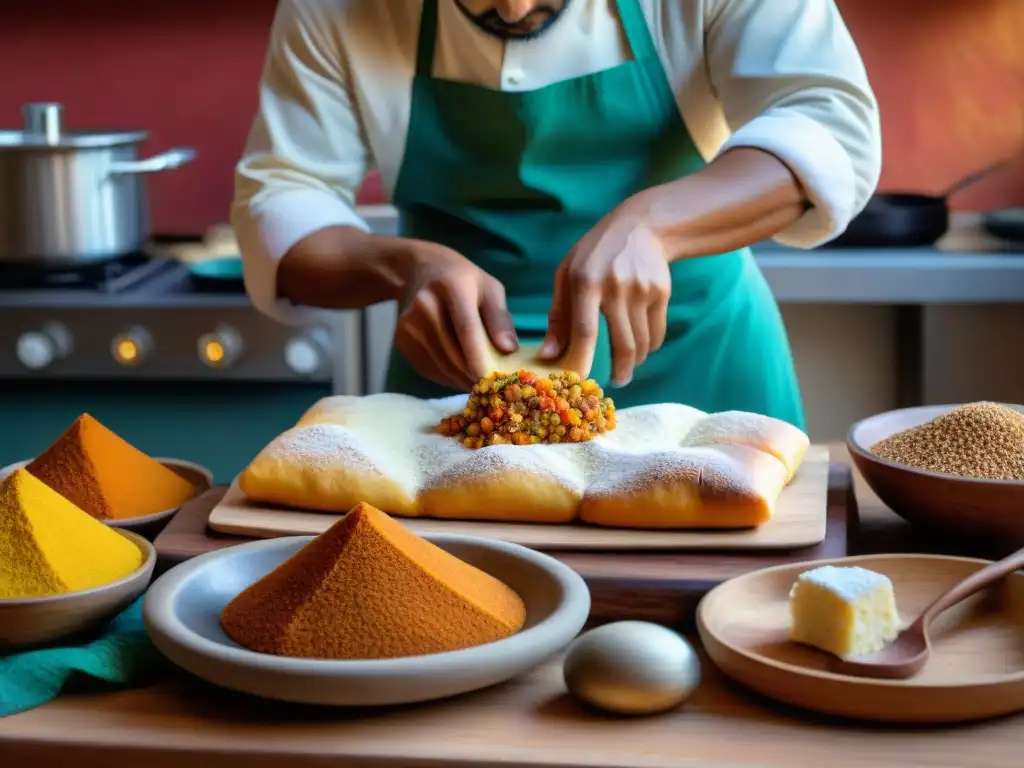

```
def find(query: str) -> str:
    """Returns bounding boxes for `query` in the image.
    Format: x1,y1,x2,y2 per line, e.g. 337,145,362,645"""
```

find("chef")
233,0,881,430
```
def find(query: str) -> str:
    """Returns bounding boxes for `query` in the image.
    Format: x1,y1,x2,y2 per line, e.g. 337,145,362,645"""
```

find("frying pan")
188,256,245,293
827,161,1007,248
983,208,1024,245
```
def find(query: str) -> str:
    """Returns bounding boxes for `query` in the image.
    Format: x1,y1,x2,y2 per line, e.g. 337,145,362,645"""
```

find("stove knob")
111,326,153,367
284,329,330,376
197,324,244,369
15,323,73,371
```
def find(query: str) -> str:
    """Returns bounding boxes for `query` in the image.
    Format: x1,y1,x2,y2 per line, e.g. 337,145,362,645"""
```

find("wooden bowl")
847,404,1024,547
0,530,156,650
0,457,213,535
697,553,1024,724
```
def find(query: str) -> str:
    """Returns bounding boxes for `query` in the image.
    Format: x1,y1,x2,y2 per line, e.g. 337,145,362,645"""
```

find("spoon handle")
915,546,1024,631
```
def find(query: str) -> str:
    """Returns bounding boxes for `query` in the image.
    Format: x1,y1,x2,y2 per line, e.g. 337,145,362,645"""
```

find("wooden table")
2,445,1020,767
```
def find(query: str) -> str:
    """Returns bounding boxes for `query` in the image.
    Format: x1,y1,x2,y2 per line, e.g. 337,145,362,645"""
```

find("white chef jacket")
233,0,881,324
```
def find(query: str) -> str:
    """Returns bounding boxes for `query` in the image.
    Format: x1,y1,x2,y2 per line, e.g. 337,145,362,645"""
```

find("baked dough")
239,394,810,529
480,342,570,380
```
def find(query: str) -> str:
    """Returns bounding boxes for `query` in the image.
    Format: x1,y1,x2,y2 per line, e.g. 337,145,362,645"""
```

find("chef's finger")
648,293,669,352
441,283,492,383
480,279,519,355
629,296,651,367
540,263,571,360
395,322,462,391
409,292,474,389
561,280,601,379
603,294,636,387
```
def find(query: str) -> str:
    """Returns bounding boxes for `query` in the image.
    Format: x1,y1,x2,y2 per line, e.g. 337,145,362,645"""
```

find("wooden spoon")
828,545,1024,680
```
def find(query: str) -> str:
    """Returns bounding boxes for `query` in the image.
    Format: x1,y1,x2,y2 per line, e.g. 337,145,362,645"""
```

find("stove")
0,244,362,392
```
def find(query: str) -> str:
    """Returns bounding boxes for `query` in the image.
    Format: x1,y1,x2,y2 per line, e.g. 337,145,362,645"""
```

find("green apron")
385,0,806,429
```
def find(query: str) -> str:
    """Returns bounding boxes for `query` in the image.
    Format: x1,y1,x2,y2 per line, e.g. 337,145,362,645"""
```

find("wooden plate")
697,553,1024,724
848,404,1024,547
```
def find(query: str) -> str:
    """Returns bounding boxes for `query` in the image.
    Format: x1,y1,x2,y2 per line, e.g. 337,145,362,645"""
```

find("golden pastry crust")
418,445,584,524
238,393,810,529
578,445,787,529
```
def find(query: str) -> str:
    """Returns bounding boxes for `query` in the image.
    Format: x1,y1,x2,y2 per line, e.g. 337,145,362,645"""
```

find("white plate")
143,534,591,706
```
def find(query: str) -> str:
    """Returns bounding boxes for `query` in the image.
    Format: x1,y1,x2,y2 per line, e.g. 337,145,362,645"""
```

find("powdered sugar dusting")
246,393,807,512
424,441,587,495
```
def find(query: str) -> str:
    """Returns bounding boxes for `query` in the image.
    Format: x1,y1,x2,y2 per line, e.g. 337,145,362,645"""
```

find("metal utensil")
0,102,196,266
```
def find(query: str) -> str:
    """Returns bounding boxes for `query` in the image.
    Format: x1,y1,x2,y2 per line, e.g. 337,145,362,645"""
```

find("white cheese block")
788,565,900,658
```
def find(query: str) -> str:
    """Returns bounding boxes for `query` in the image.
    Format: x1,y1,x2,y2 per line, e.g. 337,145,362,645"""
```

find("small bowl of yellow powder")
848,402,1024,546
0,468,157,650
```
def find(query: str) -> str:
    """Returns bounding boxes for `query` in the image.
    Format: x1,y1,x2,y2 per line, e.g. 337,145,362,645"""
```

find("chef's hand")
395,242,518,392
539,205,671,387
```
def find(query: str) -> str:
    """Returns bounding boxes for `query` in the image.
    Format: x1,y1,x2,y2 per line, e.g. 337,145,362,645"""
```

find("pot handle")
109,148,196,176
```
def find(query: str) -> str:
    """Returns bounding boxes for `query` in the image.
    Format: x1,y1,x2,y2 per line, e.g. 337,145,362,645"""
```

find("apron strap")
615,0,659,61
416,0,440,78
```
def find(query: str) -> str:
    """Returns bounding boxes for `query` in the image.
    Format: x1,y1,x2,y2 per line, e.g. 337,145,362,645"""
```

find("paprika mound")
221,502,527,659
27,414,196,521
0,469,144,599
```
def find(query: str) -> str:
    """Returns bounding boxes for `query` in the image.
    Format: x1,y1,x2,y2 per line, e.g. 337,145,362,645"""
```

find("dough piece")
480,342,571,379
578,444,788,529
419,443,585,524
682,411,809,481
239,393,811,529
240,394,448,516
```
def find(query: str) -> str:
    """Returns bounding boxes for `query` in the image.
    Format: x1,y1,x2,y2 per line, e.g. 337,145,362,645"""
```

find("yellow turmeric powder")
26,414,196,521
0,469,144,599
221,502,527,659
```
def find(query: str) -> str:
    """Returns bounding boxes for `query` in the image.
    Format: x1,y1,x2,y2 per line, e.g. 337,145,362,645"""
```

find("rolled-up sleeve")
705,0,881,247
231,0,371,324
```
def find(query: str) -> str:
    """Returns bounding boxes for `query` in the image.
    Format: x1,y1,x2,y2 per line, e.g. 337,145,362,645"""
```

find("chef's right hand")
395,242,518,392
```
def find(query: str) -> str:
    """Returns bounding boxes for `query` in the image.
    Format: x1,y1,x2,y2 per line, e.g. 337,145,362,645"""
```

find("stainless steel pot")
0,102,196,266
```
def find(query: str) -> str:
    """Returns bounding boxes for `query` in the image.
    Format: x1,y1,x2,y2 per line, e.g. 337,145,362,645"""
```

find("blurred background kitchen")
0,0,1022,482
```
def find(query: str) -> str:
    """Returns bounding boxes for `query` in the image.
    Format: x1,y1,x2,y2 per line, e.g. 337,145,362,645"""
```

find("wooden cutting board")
206,445,829,551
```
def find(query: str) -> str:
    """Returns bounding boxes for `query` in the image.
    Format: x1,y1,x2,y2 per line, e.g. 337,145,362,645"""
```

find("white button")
505,69,524,87
285,337,322,376
16,333,55,371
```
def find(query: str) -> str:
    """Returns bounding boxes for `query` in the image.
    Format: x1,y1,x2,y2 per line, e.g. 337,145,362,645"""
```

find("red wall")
1,0,1021,235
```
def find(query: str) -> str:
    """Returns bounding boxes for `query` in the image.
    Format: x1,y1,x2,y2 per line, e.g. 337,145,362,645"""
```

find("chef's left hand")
539,203,672,387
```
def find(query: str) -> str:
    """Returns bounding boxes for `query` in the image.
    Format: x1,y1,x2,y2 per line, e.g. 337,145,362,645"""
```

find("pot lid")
0,103,148,149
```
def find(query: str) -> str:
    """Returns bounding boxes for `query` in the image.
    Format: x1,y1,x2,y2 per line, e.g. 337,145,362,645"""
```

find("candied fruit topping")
436,370,617,449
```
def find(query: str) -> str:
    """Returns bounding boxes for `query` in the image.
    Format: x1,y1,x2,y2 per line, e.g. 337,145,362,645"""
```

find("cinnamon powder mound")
26,414,197,520
220,502,527,659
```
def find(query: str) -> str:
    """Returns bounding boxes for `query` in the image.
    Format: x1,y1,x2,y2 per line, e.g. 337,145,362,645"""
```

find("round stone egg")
563,621,701,716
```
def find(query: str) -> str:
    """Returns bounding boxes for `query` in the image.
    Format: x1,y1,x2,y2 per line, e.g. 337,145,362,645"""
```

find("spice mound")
0,469,144,599
437,370,617,448
871,402,1024,481
26,413,197,521
220,502,527,659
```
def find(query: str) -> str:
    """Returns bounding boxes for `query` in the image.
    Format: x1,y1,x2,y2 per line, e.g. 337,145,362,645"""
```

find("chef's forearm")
632,148,809,260
276,226,415,310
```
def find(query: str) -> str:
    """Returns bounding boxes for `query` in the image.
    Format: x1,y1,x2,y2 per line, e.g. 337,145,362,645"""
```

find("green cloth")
386,0,805,429
0,597,163,717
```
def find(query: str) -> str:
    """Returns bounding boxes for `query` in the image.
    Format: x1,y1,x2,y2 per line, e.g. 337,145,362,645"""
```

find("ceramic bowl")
0,530,156,650
847,404,1024,546
143,534,592,707
0,457,213,534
